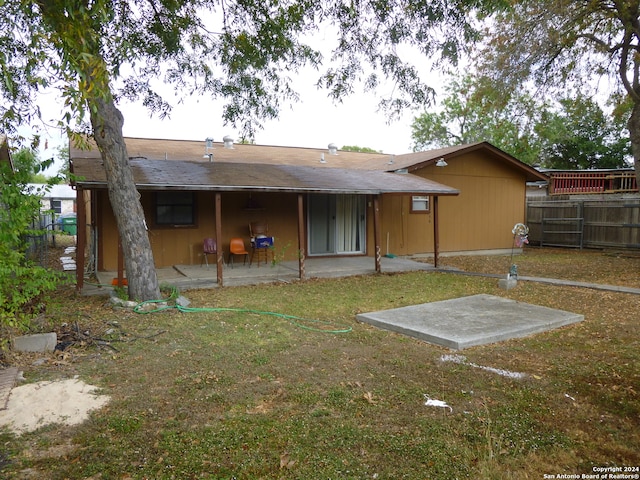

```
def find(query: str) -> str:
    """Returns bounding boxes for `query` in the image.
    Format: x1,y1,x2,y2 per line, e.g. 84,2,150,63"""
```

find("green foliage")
1,0,503,140
341,145,382,153
0,148,65,332
411,75,632,168
536,96,632,169
411,75,544,165
476,1,639,177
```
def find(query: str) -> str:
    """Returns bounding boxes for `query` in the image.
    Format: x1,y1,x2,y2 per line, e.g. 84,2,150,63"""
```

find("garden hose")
132,293,353,334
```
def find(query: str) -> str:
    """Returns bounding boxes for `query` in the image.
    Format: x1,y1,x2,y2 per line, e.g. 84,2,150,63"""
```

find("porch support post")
373,195,381,273
215,192,223,286
75,186,86,293
117,232,124,288
433,195,440,269
297,193,305,280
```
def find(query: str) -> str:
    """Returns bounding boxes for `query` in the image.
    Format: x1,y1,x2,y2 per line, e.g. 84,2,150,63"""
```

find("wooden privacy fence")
526,199,640,249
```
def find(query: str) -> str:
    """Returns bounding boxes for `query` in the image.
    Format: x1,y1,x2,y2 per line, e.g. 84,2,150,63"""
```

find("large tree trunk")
628,101,640,190
90,97,161,301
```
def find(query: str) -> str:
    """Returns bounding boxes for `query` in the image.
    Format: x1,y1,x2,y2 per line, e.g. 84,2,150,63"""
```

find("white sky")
32,74,440,175
28,20,445,176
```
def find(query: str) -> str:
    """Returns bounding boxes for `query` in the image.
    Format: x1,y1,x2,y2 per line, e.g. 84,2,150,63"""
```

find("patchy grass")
2,248,640,479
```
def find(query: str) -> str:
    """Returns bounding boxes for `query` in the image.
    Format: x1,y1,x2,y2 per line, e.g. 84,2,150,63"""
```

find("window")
411,195,430,213
155,192,196,226
50,199,62,214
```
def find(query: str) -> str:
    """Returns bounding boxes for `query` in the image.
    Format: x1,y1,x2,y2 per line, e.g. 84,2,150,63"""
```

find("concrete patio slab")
356,294,584,350
90,256,435,294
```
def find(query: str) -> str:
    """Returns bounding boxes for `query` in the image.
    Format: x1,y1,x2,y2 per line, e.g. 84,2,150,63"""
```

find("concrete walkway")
88,256,435,294
435,268,640,295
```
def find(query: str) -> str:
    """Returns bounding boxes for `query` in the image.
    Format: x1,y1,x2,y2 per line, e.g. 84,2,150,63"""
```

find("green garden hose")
132,295,352,334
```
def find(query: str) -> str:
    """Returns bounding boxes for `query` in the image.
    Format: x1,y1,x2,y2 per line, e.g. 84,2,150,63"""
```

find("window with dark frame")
50,199,62,214
155,192,196,226
411,195,430,213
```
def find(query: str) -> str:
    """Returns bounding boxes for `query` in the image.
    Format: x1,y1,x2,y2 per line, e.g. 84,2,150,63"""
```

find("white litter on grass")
64,247,76,254
440,354,526,379
423,395,453,413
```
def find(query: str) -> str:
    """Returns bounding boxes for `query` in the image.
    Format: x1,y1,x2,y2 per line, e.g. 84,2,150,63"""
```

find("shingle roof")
72,158,459,196
70,136,547,182
70,136,393,169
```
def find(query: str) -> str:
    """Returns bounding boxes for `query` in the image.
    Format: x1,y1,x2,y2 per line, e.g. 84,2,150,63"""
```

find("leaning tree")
477,1,640,184
1,0,503,300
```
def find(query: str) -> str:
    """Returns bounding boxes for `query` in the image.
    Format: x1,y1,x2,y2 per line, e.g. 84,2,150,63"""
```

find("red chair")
201,238,220,268
228,237,250,268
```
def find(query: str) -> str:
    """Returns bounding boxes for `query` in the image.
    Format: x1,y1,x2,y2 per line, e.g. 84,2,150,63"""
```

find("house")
26,183,76,215
69,137,546,289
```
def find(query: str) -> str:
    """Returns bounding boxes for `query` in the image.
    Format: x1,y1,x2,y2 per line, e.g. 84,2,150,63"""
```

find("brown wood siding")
377,195,435,256
304,150,528,259
98,190,303,270
410,152,526,253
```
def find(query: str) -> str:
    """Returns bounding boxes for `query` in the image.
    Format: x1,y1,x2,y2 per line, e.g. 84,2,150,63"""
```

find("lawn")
1,247,639,479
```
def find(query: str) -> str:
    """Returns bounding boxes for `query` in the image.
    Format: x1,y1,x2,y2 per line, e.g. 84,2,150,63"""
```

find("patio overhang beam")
73,181,459,197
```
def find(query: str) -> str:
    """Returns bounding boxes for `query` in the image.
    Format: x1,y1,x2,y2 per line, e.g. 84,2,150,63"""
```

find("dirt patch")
0,377,110,435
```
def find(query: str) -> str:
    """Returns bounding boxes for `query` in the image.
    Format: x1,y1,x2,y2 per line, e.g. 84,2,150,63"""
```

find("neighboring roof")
72,158,459,196
26,183,76,199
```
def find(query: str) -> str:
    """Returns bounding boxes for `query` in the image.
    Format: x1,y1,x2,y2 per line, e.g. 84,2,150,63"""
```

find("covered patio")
87,255,436,294
71,157,458,294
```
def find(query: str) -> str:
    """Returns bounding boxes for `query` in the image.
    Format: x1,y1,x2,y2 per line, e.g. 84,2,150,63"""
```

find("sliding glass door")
308,194,366,255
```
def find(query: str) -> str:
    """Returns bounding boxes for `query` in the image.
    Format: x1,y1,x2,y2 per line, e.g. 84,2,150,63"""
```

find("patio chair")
201,237,221,268
249,222,273,266
228,237,250,268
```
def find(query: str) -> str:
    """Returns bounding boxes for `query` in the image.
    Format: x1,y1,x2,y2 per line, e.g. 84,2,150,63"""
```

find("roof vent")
223,135,234,149
328,143,338,155
388,155,395,165
320,153,326,163
205,137,214,149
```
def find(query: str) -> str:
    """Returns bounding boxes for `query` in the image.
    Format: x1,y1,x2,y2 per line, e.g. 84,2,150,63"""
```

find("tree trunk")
628,101,640,189
90,97,161,301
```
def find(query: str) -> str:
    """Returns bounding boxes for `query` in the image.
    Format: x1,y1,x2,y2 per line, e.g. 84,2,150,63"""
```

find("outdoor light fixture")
436,158,448,167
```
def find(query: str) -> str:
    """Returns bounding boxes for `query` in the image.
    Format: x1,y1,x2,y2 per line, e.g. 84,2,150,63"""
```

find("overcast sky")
32,75,440,175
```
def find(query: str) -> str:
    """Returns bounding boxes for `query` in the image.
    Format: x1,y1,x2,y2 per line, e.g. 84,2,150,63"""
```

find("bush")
0,147,66,338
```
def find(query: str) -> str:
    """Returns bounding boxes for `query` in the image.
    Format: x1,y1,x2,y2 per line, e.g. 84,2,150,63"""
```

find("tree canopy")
411,76,632,169
1,0,504,300
477,1,640,182
410,75,543,165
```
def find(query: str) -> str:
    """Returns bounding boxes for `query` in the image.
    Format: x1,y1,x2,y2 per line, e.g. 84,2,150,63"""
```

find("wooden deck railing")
550,171,637,195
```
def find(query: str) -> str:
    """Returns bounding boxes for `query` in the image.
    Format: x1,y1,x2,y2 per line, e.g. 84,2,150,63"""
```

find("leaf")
363,391,377,404
280,452,296,469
